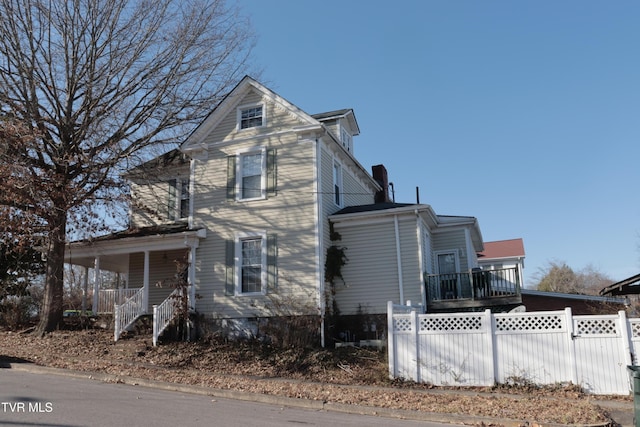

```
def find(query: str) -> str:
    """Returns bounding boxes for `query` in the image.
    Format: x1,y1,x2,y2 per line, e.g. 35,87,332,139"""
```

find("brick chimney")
372,164,390,203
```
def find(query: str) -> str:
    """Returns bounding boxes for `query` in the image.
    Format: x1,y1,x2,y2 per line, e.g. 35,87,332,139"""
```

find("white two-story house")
65,76,522,345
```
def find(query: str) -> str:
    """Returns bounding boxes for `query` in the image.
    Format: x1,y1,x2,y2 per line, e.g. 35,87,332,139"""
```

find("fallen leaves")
0,329,618,424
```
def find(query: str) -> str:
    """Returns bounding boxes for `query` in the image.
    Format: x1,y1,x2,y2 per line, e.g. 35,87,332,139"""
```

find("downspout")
394,215,404,304
415,209,426,310
315,137,325,348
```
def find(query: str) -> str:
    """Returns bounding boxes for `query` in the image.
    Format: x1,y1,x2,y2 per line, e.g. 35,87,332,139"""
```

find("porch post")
92,257,101,313
81,266,89,314
143,251,150,314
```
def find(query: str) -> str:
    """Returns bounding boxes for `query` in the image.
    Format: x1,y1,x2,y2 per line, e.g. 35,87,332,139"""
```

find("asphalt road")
0,369,460,427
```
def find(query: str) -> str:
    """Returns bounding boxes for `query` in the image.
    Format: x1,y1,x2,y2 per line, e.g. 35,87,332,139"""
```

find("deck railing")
114,288,146,341
425,266,521,306
97,289,139,314
152,288,183,346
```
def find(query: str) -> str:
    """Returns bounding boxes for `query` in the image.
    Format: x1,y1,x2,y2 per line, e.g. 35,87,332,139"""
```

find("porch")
64,224,206,343
425,266,522,311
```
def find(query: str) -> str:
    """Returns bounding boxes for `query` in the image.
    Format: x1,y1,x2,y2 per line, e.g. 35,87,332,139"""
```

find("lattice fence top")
631,320,640,338
419,315,483,332
495,313,565,332
393,315,412,333
574,318,618,335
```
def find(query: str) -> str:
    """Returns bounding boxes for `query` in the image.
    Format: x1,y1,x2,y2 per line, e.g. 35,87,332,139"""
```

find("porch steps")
114,287,146,341
110,315,152,338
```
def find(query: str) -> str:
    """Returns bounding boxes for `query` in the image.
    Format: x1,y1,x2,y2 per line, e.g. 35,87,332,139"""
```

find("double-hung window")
226,231,278,296
240,236,264,294
168,178,190,220
333,161,342,207
238,105,264,130
340,127,352,153
227,148,276,202
240,152,263,199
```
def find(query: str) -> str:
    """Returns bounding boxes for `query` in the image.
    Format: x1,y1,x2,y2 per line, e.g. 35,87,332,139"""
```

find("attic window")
340,127,352,152
239,105,264,129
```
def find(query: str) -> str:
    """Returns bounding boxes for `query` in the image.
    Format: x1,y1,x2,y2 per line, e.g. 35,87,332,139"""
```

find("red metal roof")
477,238,525,259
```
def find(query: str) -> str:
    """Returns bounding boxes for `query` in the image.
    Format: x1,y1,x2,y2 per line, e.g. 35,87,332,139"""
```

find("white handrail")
114,288,146,341
152,288,183,346
98,289,139,313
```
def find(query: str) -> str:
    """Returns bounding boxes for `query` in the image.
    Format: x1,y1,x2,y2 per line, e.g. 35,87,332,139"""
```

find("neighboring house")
64,76,522,344
477,238,525,288
477,239,626,314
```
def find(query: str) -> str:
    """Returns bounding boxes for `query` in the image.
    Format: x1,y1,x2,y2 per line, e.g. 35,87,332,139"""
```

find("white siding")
334,219,399,315
192,91,320,319
398,217,422,307
432,229,470,271
332,214,423,315
128,249,187,310
129,163,190,228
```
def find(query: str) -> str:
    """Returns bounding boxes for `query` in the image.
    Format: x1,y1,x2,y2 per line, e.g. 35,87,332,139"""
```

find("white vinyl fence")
387,302,640,395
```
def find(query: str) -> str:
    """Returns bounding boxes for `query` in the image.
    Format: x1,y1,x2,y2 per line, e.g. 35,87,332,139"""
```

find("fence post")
114,304,120,342
484,309,496,385
387,301,395,379
413,309,420,383
152,305,159,347
565,307,578,385
619,310,633,367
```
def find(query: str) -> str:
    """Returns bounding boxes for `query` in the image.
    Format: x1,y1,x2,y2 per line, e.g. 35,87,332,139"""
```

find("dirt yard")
0,328,628,425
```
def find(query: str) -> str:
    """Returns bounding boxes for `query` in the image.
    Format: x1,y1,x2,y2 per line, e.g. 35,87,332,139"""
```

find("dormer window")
238,104,264,130
340,127,352,152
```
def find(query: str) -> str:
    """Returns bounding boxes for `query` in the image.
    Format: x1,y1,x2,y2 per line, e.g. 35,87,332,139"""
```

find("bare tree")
533,260,613,295
0,0,255,335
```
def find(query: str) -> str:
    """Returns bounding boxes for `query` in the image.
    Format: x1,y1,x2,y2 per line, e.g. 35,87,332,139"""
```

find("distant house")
476,238,626,314
64,76,523,344
477,238,525,284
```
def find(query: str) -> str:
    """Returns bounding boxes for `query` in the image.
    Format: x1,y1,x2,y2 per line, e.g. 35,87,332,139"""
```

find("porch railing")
425,266,521,305
152,288,183,347
114,287,146,341
97,289,139,314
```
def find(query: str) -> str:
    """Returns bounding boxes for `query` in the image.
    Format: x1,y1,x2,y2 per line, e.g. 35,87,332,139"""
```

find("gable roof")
478,238,525,260
312,109,360,136
124,148,190,179
180,75,319,150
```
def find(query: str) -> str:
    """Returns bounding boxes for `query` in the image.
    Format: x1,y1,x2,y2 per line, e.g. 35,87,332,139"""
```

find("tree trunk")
34,214,67,336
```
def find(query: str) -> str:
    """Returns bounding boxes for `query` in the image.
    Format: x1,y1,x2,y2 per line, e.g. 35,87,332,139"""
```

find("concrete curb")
7,363,621,427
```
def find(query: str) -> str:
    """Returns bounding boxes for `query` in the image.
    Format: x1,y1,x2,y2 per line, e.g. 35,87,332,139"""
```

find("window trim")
235,231,267,296
237,103,265,131
236,147,267,201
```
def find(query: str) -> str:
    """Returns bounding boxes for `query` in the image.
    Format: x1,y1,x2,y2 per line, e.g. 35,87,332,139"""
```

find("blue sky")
241,0,640,286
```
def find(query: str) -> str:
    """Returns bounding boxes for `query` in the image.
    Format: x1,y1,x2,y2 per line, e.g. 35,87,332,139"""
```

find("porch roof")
65,223,206,272
600,272,640,296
